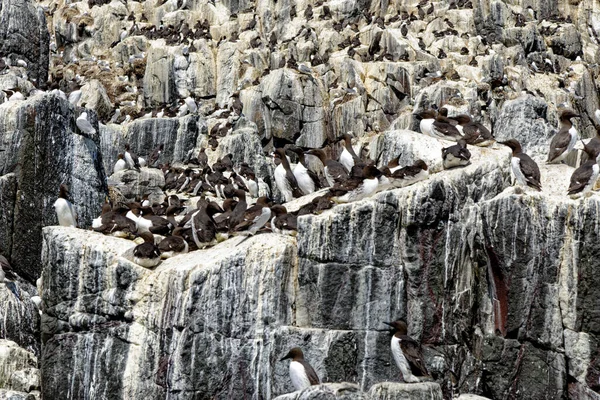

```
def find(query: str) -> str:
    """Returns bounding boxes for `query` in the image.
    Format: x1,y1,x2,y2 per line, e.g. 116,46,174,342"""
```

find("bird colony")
1,0,600,398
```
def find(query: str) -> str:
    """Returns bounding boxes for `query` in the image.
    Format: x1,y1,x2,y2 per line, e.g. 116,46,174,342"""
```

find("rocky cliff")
1,0,600,398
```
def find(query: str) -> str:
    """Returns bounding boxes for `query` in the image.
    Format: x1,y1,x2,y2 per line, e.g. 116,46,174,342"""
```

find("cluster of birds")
280,319,430,392
50,111,495,269
499,109,600,197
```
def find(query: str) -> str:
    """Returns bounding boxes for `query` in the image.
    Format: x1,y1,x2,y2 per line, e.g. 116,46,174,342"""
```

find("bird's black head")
280,347,304,361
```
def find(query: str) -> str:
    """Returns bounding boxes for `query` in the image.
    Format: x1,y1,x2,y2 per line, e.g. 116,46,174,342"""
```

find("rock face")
0,93,107,281
3,0,600,397
0,0,49,86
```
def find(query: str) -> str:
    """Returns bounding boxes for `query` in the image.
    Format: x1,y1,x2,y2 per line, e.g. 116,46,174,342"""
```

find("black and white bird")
451,115,495,147
54,184,77,227
124,143,141,171
567,142,600,198
339,133,363,172
76,111,96,135
270,205,298,235
307,148,349,187
547,109,580,164
114,153,127,174
132,232,161,268
502,139,542,191
442,139,471,169
415,109,437,138
386,160,429,188
289,146,320,195
273,148,303,202
431,110,463,141
383,319,430,383
280,347,320,391
330,165,383,203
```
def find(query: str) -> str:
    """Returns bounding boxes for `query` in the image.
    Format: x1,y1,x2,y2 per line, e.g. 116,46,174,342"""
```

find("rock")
79,80,113,121
109,168,165,203
0,389,36,400
100,115,202,175
0,340,39,396
0,0,49,86
456,395,491,400
0,93,107,281
143,43,173,107
0,173,17,258
368,382,443,400
274,383,367,400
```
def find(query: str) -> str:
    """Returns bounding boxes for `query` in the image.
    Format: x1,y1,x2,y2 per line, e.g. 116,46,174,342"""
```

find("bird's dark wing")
518,154,542,190
326,160,349,184
399,336,429,377
308,169,322,189
285,168,304,198
392,165,420,178
433,121,462,138
0,255,16,280
568,162,595,194
275,214,298,231
547,130,571,162
299,360,320,385
459,147,471,161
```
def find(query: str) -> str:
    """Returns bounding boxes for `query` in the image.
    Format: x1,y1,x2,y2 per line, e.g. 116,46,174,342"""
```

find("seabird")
234,196,272,237
339,133,363,172
148,144,164,167
442,139,471,169
289,147,320,195
567,143,600,198
415,109,437,137
114,153,127,174
93,205,137,238
431,111,463,141
190,201,223,249
383,319,430,383
132,232,161,268
273,148,303,202
270,205,298,235
184,96,197,113
307,149,349,187
280,347,320,391
227,189,249,232
76,112,96,135
547,109,580,164
54,184,77,227
386,160,429,188
502,139,542,191
68,88,82,105
124,144,141,171
451,115,495,146
330,165,383,203
158,228,189,259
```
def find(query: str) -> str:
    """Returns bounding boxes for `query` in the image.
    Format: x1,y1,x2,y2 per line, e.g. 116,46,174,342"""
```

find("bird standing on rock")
568,142,600,198
383,319,430,383
54,184,77,227
124,143,141,171
273,148,303,202
547,109,580,164
280,347,320,391
76,111,96,135
502,139,542,191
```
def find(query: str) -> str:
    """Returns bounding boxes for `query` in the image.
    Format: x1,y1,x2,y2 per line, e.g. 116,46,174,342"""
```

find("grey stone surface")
0,93,107,281
0,0,49,86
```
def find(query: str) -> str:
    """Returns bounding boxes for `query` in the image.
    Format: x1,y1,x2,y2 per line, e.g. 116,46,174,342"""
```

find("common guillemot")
383,319,430,383
76,111,96,135
54,184,77,227
329,165,383,203
124,143,141,171
415,109,437,137
386,160,429,188
132,231,161,268
442,139,471,169
547,109,580,164
114,153,127,174
339,133,363,172
451,114,495,147
307,148,349,187
502,139,542,191
280,347,320,391
289,147,320,195
273,148,303,202
158,228,189,259
568,142,600,198
270,205,298,235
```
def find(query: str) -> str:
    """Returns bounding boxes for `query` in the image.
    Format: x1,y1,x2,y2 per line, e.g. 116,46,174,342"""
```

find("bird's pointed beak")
280,353,291,361
382,321,393,327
